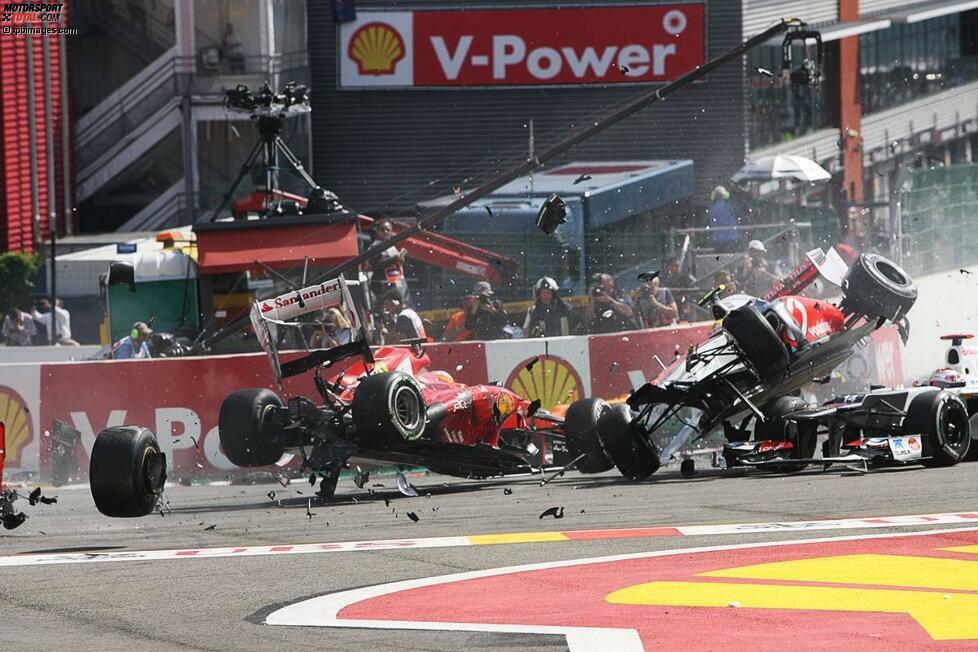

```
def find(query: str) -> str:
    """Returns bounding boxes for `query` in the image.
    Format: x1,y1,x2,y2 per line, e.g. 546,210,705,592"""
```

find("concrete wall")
0,346,103,364
902,262,978,382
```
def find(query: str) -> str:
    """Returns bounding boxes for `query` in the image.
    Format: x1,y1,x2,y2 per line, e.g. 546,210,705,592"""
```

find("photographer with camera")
633,271,679,328
585,273,638,335
443,282,509,342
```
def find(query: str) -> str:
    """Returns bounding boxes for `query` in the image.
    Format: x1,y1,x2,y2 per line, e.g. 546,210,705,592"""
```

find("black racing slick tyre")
90,426,166,517
563,398,615,473
596,404,660,481
754,396,817,473
353,372,427,444
722,304,790,381
904,390,971,467
219,388,285,467
841,253,917,322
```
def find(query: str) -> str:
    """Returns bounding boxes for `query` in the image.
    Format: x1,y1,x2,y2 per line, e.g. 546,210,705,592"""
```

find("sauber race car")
88,277,580,518
573,250,918,481
725,333,978,471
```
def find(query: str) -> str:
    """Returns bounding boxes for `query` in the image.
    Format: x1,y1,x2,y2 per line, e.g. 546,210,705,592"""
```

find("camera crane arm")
193,17,818,353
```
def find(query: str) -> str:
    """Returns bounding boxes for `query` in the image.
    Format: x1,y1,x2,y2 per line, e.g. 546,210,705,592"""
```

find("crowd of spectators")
1,299,77,347
341,218,792,347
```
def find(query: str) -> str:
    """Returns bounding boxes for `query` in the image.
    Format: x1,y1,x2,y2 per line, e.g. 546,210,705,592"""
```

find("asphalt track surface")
3,458,978,651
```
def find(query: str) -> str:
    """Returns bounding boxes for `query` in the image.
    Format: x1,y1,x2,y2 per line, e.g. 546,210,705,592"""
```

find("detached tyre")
723,304,789,381
219,388,285,467
841,253,917,321
754,396,817,473
596,404,660,481
353,372,427,444
904,390,970,467
90,426,166,517
563,398,614,473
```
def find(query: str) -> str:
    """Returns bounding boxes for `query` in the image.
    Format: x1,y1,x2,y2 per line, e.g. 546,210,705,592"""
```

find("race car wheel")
219,388,285,467
722,304,789,381
596,404,660,481
563,398,615,473
754,396,817,473
905,390,971,467
353,372,427,444
90,426,165,518
841,253,917,321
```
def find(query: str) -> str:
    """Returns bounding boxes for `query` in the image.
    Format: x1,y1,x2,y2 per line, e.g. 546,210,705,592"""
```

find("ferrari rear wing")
250,276,370,383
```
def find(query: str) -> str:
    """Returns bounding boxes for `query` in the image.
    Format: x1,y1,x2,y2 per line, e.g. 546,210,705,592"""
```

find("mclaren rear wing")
761,246,849,301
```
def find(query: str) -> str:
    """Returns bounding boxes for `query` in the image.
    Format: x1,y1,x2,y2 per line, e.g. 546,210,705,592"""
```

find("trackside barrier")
0,322,902,481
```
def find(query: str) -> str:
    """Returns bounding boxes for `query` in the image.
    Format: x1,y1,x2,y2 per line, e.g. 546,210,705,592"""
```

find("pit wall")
0,322,902,480
901,263,978,382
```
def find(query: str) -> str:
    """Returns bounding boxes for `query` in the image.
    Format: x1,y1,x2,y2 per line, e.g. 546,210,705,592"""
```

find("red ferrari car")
88,277,584,517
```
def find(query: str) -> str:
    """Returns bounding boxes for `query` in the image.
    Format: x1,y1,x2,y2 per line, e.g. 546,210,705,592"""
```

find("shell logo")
505,355,583,410
0,386,32,468
348,22,406,76
495,392,517,420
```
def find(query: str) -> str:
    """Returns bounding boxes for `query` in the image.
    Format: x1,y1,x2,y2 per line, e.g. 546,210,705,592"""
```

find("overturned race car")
88,277,581,517
574,250,921,480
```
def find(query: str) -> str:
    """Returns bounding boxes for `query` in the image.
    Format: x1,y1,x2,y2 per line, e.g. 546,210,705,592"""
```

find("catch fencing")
900,163,978,277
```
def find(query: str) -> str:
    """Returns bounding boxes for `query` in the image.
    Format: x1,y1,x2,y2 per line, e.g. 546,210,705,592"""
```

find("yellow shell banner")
0,386,32,468
506,356,582,409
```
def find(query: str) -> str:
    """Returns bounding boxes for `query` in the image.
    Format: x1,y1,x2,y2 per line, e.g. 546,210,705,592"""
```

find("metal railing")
75,52,192,173
669,220,814,279
117,181,188,232
76,50,310,193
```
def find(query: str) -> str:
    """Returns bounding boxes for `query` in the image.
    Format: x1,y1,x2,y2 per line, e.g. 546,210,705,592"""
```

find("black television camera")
224,81,310,117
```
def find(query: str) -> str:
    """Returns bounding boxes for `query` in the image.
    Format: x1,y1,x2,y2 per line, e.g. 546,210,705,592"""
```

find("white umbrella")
732,154,831,183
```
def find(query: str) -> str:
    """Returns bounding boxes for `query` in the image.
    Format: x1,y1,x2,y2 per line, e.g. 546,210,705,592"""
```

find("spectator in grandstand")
586,273,638,334
709,185,739,253
111,321,153,359
633,271,679,328
380,287,427,343
367,219,411,309
1,307,37,347
309,307,353,349
738,239,779,296
442,282,509,341
523,276,574,337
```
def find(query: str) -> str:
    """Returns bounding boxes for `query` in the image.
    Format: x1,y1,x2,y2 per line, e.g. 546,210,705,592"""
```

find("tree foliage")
0,252,40,313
